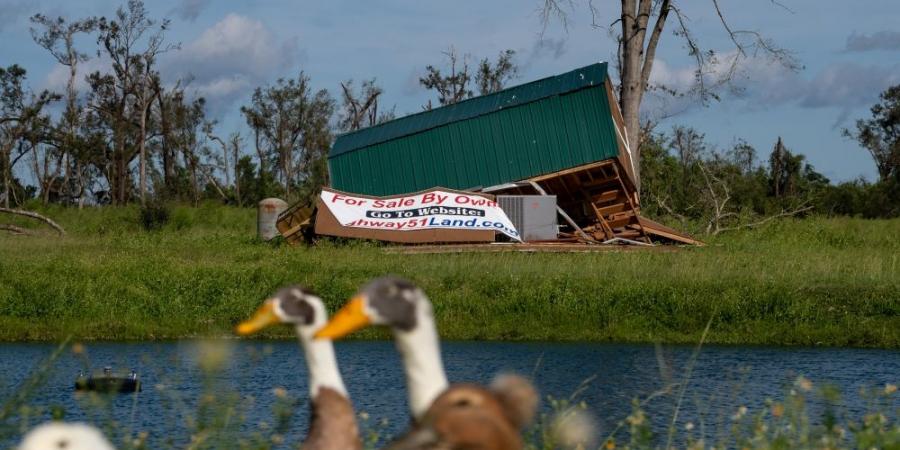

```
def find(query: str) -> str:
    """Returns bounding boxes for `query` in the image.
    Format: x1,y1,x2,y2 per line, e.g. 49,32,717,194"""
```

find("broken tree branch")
0,207,66,236
715,204,814,235
0,224,34,235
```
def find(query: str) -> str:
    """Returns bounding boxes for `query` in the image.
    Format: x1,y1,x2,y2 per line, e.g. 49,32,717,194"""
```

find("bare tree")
670,125,705,198
87,0,176,205
420,47,519,109
0,65,58,208
540,0,797,191
206,126,245,205
30,13,98,207
475,49,518,95
420,47,472,109
697,159,810,236
171,96,206,204
339,79,395,132
25,115,67,204
154,79,185,195
228,133,242,206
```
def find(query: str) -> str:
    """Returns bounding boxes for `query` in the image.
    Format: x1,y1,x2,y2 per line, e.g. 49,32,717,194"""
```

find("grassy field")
0,203,897,346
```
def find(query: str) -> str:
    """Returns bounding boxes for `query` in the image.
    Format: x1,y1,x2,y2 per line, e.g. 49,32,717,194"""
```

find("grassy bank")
0,204,898,346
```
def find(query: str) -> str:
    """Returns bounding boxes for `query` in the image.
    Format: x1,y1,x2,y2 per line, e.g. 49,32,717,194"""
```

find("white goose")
315,277,537,450
237,285,361,450
19,422,114,450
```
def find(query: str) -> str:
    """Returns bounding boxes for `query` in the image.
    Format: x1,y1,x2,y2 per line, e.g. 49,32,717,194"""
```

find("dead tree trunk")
0,207,66,235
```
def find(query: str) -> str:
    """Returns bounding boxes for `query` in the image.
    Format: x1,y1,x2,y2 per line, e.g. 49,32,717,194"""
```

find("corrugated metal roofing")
328,62,620,196
331,62,610,157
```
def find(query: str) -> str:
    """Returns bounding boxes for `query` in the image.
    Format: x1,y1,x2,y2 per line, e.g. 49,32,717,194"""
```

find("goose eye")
281,298,315,325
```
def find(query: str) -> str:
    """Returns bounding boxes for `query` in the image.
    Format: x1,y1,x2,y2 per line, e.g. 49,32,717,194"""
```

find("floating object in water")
74,367,141,393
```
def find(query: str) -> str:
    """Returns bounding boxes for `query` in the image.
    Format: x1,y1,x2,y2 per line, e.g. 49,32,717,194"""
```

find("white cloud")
643,51,900,126
799,62,900,109
647,58,697,92
162,13,300,117
42,56,111,93
845,31,900,52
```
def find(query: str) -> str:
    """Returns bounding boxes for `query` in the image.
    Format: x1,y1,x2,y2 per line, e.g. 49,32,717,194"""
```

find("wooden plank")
596,203,627,216
582,189,614,239
606,216,634,229
605,77,638,188
528,159,615,183
591,190,620,204
281,220,311,241
611,162,650,242
596,163,610,179
638,217,703,246
558,178,574,196
582,175,619,189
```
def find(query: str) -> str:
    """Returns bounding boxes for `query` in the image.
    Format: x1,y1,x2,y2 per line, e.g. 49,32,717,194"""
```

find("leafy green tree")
844,84,900,182
235,155,281,205
768,137,828,201
240,72,334,202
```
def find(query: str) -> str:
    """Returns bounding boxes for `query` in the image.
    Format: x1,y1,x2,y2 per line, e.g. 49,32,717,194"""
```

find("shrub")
138,203,170,231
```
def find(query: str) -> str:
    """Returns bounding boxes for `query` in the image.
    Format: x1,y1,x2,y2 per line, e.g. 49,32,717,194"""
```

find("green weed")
0,205,898,347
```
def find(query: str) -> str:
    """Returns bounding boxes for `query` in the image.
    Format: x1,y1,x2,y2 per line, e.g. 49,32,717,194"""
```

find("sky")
2,0,899,183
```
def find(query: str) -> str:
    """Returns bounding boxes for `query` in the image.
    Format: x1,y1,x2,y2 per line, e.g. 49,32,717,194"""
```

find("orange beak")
236,300,281,335
314,296,372,340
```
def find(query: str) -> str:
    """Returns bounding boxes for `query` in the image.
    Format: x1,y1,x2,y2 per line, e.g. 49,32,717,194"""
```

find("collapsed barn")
278,62,697,246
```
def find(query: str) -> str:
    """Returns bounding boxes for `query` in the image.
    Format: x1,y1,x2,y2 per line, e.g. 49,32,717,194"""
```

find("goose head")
314,276,429,339
316,277,447,420
236,285,327,339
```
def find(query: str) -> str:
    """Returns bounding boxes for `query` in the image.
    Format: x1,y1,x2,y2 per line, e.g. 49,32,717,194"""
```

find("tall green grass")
1,204,898,346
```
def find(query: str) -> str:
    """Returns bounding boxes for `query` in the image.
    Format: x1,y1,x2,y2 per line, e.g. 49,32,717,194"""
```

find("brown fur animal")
386,375,538,450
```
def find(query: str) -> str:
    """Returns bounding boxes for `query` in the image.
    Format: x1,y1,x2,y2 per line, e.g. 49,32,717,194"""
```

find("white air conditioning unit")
497,195,558,242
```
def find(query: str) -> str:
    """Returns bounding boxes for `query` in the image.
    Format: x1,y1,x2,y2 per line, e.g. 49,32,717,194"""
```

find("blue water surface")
1,341,897,448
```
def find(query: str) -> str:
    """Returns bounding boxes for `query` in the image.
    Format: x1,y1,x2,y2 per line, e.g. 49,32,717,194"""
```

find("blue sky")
2,0,899,182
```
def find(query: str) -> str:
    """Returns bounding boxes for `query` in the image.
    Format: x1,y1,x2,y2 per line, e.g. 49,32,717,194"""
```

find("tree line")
1,0,898,232
0,1,523,212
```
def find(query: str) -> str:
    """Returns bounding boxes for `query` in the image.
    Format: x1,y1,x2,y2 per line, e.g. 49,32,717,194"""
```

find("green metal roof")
331,62,610,157
329,62,620,196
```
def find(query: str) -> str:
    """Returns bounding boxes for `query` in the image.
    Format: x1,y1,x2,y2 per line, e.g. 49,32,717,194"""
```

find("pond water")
1,341,897,448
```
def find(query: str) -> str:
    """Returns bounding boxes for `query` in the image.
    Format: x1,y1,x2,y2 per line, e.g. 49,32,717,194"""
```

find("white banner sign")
320,189,521,241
